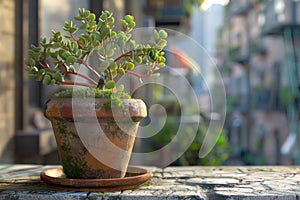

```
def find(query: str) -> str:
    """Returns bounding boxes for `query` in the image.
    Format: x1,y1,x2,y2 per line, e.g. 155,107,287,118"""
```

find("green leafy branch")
25,8,168,92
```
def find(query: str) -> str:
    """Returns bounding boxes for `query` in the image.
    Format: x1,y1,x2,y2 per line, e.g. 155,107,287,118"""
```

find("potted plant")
24,8,168,179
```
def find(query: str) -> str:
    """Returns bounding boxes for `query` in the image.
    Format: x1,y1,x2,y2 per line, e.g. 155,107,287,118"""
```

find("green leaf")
83,10,90,18
118,68,125,75
54,71,63,82
54,31,61,38
25,66,31,71
24,58,35,66
158,29,168,38
124,15,134,23
62,21,72,31
148,49,157,61
75,49,83,57
160,57,166,63
78,8,84,15
101,25,110,38
74,16,82,21
38,69,45,76
110,31,117,37
61,51,71,59
128,21,136,29
50,79,56,85
118,40,125,48
154,30,159,41
77,38,86,46
32,66,39,72
69,27,78,34
79,23,87,29
51,51,59,58
40,37,47,44
105,10,113,18
151,73,160,77
66,56,77,64
99,60,109,70
97,45,105,55
105,80,115,89
158,40,167,49
121,20,128,30
158,62,166,67
126,33,132,41
107,17,114,24
129,40,136,50
135,56,142,64
88,13,96,22
107,48,114,57
148,40,156,47
91,32,101,40
126,62,135,70
100,11,108,20
109,62,117,70
111,69,117,78
51,42,61,49
117,35,125,47
42,74,52,85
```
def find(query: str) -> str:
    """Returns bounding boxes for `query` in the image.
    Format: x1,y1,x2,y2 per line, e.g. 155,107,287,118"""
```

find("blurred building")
217,0,300,164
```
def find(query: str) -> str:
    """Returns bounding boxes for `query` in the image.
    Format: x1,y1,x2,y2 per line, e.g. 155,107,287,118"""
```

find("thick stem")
38,61,47,69
82,17,91,25
125,70,150,79
107,68,113,80
80,60,101,78
114,51,132,62
125,62,157,79
125,62,157,78
62,63,69,72
66,71,98,85
70,33,83,49
43,48,50,68
59,81,95,88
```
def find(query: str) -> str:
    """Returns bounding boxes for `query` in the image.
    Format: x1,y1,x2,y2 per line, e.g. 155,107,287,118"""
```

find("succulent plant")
25,8,168,98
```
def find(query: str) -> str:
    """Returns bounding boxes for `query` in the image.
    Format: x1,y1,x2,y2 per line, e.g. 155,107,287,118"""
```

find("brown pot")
44,98,147,179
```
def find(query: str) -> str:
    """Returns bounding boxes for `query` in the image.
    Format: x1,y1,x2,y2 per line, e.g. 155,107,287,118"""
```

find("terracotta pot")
44,98,147,179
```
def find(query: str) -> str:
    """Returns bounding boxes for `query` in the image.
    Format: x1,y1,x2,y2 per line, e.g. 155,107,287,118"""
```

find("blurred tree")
183,0,204,16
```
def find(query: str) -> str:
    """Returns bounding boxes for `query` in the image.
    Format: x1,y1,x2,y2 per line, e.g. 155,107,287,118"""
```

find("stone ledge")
0,165,300,199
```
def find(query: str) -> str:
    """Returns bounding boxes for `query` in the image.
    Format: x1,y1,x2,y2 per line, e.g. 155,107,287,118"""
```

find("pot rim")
44,98,147,120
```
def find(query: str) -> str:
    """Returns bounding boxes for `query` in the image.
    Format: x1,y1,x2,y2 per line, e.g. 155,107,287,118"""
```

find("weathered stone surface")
1,165,300,199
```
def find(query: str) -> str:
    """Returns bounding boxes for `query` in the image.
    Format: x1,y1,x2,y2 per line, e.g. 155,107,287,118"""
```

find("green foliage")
53,86,131,113
179,123,230,166
279,87,299,106
25,8,168,99
53,87,131,99
144,115,230,166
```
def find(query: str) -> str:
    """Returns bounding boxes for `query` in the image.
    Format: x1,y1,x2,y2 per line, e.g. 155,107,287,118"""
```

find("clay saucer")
40,166,152,192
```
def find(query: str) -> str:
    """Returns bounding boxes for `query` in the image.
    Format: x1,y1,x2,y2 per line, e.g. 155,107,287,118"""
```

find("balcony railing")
226,0,252,17
260,0,300,35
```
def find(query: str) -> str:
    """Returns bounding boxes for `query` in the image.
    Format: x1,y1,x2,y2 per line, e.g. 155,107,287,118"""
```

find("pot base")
40,166,152,192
